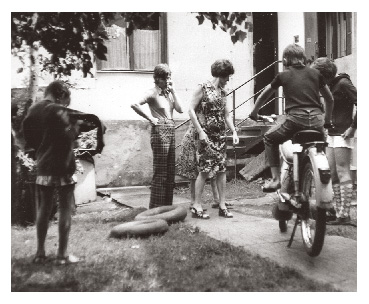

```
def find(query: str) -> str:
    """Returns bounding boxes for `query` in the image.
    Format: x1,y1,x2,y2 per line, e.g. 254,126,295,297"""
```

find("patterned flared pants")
149,120,175,209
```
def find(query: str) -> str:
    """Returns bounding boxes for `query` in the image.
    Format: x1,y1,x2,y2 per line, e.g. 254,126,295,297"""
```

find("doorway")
252,12,278,115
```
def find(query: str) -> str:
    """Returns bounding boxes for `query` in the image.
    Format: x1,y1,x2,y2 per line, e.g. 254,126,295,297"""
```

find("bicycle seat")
292,130,325,144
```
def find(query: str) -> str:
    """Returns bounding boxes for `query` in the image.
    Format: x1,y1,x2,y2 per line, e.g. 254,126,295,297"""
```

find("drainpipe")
233,91,237,180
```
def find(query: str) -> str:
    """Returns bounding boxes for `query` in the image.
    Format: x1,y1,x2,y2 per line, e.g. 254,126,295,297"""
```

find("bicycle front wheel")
300,161,327,257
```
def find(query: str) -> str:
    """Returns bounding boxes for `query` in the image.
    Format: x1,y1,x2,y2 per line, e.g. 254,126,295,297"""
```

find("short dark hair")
282,44,306,66
211,59,235,77
44,80,71,105
311,57,337,82
153,63,171,83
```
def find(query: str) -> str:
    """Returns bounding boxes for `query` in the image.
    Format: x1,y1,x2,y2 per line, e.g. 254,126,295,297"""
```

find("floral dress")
176,123,199,180
196,81,227,175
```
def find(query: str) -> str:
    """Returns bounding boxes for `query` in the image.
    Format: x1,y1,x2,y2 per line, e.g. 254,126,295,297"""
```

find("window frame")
96,13,168,73
322,12,352,60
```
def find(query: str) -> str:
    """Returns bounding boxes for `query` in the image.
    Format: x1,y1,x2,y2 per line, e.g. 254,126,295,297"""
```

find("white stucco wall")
166,12,254,119
11,13,254,121
277,12,305,60
275,13,305,113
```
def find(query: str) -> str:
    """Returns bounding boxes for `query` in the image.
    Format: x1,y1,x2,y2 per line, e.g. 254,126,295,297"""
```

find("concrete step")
175,175,190,187
239,124,273,136
226,134,258,143
226,138,265,158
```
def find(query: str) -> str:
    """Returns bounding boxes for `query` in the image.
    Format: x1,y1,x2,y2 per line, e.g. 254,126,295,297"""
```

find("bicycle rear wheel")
300,161,327,257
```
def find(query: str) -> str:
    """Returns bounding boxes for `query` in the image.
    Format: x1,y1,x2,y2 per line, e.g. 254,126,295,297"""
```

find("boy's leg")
263,119,300,190
326,147,340,217
57,184,75,259
35,185,54,258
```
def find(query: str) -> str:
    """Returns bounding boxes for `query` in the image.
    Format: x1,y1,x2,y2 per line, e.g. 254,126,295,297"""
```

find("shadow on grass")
12,206,339,292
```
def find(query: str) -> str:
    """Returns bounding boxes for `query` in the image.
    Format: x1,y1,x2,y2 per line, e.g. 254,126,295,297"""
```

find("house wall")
11,12,357,187
166,12,254,119
275,12,306,113
11,12,255,187
68,12,254,121
277,12,305,61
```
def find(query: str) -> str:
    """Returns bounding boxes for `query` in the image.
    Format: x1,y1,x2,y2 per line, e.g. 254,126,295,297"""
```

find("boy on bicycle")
249,44,334,192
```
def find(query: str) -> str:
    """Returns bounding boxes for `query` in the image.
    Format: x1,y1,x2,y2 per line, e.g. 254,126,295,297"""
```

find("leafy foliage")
11,12,164,77
195,12,252,43
118,12,161,35
11,13,115,62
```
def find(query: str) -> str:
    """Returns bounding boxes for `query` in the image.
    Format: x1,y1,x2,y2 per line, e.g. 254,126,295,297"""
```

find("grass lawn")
11,179,356,291
11,196,337,292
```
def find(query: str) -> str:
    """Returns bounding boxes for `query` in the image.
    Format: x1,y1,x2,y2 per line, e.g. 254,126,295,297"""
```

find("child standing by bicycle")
311,58,357,226
249,44,334,192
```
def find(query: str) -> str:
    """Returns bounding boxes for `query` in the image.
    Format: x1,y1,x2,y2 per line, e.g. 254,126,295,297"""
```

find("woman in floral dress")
188,59,239,219
176,122,221,209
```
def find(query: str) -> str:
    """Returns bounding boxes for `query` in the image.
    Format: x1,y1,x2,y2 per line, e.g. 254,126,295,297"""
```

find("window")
324,12,352,59
96,13,167,72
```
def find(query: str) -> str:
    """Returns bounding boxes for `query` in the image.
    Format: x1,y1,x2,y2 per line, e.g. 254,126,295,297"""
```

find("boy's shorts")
36,174,77,186
327,135,354,149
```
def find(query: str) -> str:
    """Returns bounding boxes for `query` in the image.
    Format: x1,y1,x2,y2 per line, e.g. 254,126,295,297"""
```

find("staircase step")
226,134,258,144
175,175,190,187
227,146,252,158
239,125,272,136
226,137,265,157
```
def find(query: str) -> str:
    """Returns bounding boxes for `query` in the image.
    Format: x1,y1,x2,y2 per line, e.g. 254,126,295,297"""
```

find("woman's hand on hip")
341,127,356,139
150,117,159,126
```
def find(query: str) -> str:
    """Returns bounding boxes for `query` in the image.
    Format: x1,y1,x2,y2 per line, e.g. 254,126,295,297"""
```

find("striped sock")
332,183,341,216
338,181,353,218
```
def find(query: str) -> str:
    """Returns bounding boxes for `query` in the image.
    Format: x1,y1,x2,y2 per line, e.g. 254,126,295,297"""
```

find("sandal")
189,205,207,211
190,207,210,219
54,255,81,266
219,207,233,218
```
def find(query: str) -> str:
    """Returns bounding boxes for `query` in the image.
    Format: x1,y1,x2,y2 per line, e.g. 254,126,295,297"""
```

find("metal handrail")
226,60,281,98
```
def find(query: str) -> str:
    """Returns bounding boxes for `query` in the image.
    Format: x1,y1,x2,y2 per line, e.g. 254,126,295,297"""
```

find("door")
253,12,278,115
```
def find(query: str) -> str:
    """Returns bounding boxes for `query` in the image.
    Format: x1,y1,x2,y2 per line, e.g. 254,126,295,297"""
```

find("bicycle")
252,114,333,257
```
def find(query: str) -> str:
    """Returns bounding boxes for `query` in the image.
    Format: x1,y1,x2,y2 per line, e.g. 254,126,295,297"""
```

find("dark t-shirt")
271,65,326,113
23,100,79,176
328,74,357,136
